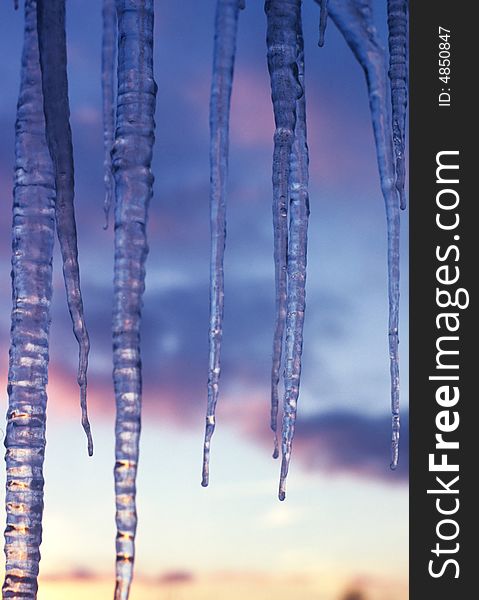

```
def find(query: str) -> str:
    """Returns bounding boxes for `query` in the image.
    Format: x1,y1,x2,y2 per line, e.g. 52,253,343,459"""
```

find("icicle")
112,1,157,598
201,0,242,488
278,10,309,501
318,0,329,47
327,0,401,467
3,1,55,596
102,0,117,229
36,0,93,456
265,0,302,461
387,0,408,210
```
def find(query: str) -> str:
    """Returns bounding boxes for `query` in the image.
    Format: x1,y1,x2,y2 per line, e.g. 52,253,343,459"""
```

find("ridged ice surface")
3,1,55,596
112,1,157,598
265,0,302,462
387,0,408,210
201,0,242,488
102,0,117,227
37,0,93,456
328,0,401,467
278,9,309,501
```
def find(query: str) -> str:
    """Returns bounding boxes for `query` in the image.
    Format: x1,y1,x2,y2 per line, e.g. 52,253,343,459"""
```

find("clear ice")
3,1,55,596
318,0,329,47
202,0,242,488
387,0,408,210
102,0,117,228
265,0,302,461
112,1,157,598
328,0,401,467
278,5,309,501
36,0,93,456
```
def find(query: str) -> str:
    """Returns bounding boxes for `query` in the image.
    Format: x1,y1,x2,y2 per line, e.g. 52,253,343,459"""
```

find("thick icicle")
112,1,157,598
102,0,117,228
387,0,408,210
3,1,55,596
201,0,242,488
327,0,401,467
36,0,93,456
318,0,329,47
278,11,309,501
265,0,302,460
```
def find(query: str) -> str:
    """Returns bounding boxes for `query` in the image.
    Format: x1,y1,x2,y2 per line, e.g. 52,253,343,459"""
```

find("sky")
0,1,408,599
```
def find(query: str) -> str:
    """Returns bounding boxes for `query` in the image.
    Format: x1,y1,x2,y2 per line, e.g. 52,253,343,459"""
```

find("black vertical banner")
410,1,476,598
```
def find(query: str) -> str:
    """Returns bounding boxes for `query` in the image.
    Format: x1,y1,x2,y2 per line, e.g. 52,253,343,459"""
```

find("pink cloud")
230,70,274,147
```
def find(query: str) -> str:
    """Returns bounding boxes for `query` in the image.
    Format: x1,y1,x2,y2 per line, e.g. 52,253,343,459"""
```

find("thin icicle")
36,0,93,456
279,10,309,501
102,0,117,228
112,1,157,598
318,0,329,47
265,0,302,460
3,1,55,596
327,0,401,467
202,0,241,488
387,0,408,210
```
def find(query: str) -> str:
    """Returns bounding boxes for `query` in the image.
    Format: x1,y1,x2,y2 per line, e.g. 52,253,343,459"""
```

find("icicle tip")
201,439,211,487
278,470,287,501
84,421,94,457
318,0,328,47
390,441,399,470
80,385,94,456
272,433,279,459
390,424,399,470
201,463,210,487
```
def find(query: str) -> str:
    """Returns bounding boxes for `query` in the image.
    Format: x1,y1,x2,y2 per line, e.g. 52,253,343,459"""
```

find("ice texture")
36,0,93,456
387,0,408,210
3,1,54,595
328,0,401,467
278,6,309,501
112,1,157,598
102,0,117,228
202,0,242,488
318,0,329,47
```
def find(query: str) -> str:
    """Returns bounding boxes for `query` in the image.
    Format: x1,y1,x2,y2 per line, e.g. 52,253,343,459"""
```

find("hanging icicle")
278,7,309,501
318,0,329,47
3,1,55,596
36,0,93,456
102,0,117,228
201,0,242,488
327,0,401,468
387,0,408,210
112,1,157,598
265,0,302,461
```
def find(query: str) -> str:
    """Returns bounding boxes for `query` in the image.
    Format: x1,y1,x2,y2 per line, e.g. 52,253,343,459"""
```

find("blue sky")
0,1,408,598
